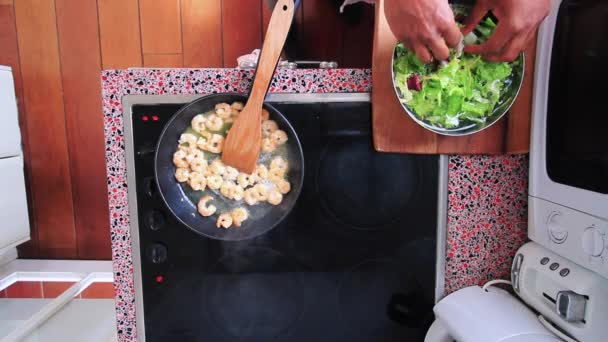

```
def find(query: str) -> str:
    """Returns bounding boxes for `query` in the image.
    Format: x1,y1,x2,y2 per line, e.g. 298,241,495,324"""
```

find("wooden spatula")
222,0,295,173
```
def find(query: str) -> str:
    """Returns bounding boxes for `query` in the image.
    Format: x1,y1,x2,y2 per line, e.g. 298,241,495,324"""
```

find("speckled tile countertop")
102,68,528,341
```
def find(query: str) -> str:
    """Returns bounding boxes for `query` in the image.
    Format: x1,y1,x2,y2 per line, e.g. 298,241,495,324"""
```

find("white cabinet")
0,156,30,252
0,66,30,253
0,66,22,158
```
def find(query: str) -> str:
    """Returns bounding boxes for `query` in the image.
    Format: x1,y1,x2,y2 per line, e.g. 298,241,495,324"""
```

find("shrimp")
224,166,239,181
231,208,248,227
196,137,207,150
276,179,291,194
191,114,207,134
173,150,189,168
205,114,224,131
174,167,190,182
185,149,205,163
189,157,207,173
216,213,233,229
233,185,244,201
179,133,198,149
209,159,225,176
206,174,223,190
270,156,288,172
203,134,224,154
197,195,216,216
237,173,254,188
215,103,232,119
253,184,268,201
220,181,236,199
244,188,258,206
269,167,285,180
267,188,283,205
261,109,270,121
261,138,276,153
271,130,288,145
188,171,207,191
262,120,278,136
231,101,244,114
254,165,269,180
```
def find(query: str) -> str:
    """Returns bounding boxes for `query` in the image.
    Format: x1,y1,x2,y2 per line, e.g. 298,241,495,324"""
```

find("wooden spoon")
222,0,295,173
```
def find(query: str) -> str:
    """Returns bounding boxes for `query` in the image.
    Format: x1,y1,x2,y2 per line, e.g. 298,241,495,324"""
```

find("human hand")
384,0,461,63
463,0,551,62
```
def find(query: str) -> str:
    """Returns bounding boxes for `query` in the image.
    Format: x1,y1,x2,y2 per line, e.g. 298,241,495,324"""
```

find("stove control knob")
145,210,166,231
146,243,168,264
547,211,568,244
582,227,604,257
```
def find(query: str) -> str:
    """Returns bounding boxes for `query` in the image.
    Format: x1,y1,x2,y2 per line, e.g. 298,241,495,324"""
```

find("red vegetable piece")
407,74,423,91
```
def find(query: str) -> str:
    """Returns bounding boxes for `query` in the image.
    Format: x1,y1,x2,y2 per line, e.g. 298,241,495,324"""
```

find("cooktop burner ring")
337,258,416,338
202,246,305,340
316,138,420,232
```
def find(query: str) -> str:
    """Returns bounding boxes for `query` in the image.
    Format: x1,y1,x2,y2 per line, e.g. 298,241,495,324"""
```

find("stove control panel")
529,196,608,279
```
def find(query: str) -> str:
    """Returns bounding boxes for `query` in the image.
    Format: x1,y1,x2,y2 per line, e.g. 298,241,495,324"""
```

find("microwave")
529,0,608,278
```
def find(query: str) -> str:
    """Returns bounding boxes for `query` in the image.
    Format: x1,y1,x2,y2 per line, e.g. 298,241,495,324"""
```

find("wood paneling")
14,0,77,258
181,0,222,67
144,54,183,67
301,0,344,65
98,0,142,69
341,3,374,68
221,0,263,67
55,0,110,259
0,3,38,256
140,0,182,54
5,282,43,298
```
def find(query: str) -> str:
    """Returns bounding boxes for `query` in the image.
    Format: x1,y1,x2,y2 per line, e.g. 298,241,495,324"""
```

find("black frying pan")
155,93,304,241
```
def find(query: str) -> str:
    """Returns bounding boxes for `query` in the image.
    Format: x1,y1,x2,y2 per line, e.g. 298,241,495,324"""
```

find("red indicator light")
155,275,164,283
142,115,149,121
152,115,160,121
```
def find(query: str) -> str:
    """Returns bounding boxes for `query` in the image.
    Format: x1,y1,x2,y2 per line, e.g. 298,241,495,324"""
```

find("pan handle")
247,0,295,108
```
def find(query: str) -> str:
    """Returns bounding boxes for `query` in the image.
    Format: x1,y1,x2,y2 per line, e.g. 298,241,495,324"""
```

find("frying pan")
155,0,303,241
155,94,304,241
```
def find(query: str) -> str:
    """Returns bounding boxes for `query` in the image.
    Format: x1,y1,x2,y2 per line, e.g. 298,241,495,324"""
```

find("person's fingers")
464,25,510,57
440,21,463,48
461,2,490,35
486,29,531,62
412,42,433,64
425,37,451,61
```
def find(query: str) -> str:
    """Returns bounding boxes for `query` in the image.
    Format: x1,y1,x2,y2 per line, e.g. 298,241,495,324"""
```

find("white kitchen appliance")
425,241,608,342
528,0,608,278
0,65,30,256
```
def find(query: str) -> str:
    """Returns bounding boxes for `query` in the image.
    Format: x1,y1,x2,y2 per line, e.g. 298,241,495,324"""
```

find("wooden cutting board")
372,0,536,154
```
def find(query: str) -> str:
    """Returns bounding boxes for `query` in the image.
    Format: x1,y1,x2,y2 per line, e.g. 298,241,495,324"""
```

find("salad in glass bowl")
392,5,524,136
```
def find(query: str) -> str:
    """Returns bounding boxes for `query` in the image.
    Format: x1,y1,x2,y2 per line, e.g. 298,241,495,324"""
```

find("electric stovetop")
125,94,441,342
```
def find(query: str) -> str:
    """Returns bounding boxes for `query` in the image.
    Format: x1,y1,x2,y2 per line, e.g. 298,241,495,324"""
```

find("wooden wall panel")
181,0,222,67
55,0,111,259
301,0,344,65
221,0,263,67
341,3,374,68
14,0,77,258
144,54,184,67
0,3,38,256
139,0,182,54
98,0,142,69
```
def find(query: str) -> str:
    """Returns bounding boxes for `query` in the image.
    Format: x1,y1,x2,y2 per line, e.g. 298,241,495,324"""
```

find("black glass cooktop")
130,100,439,341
